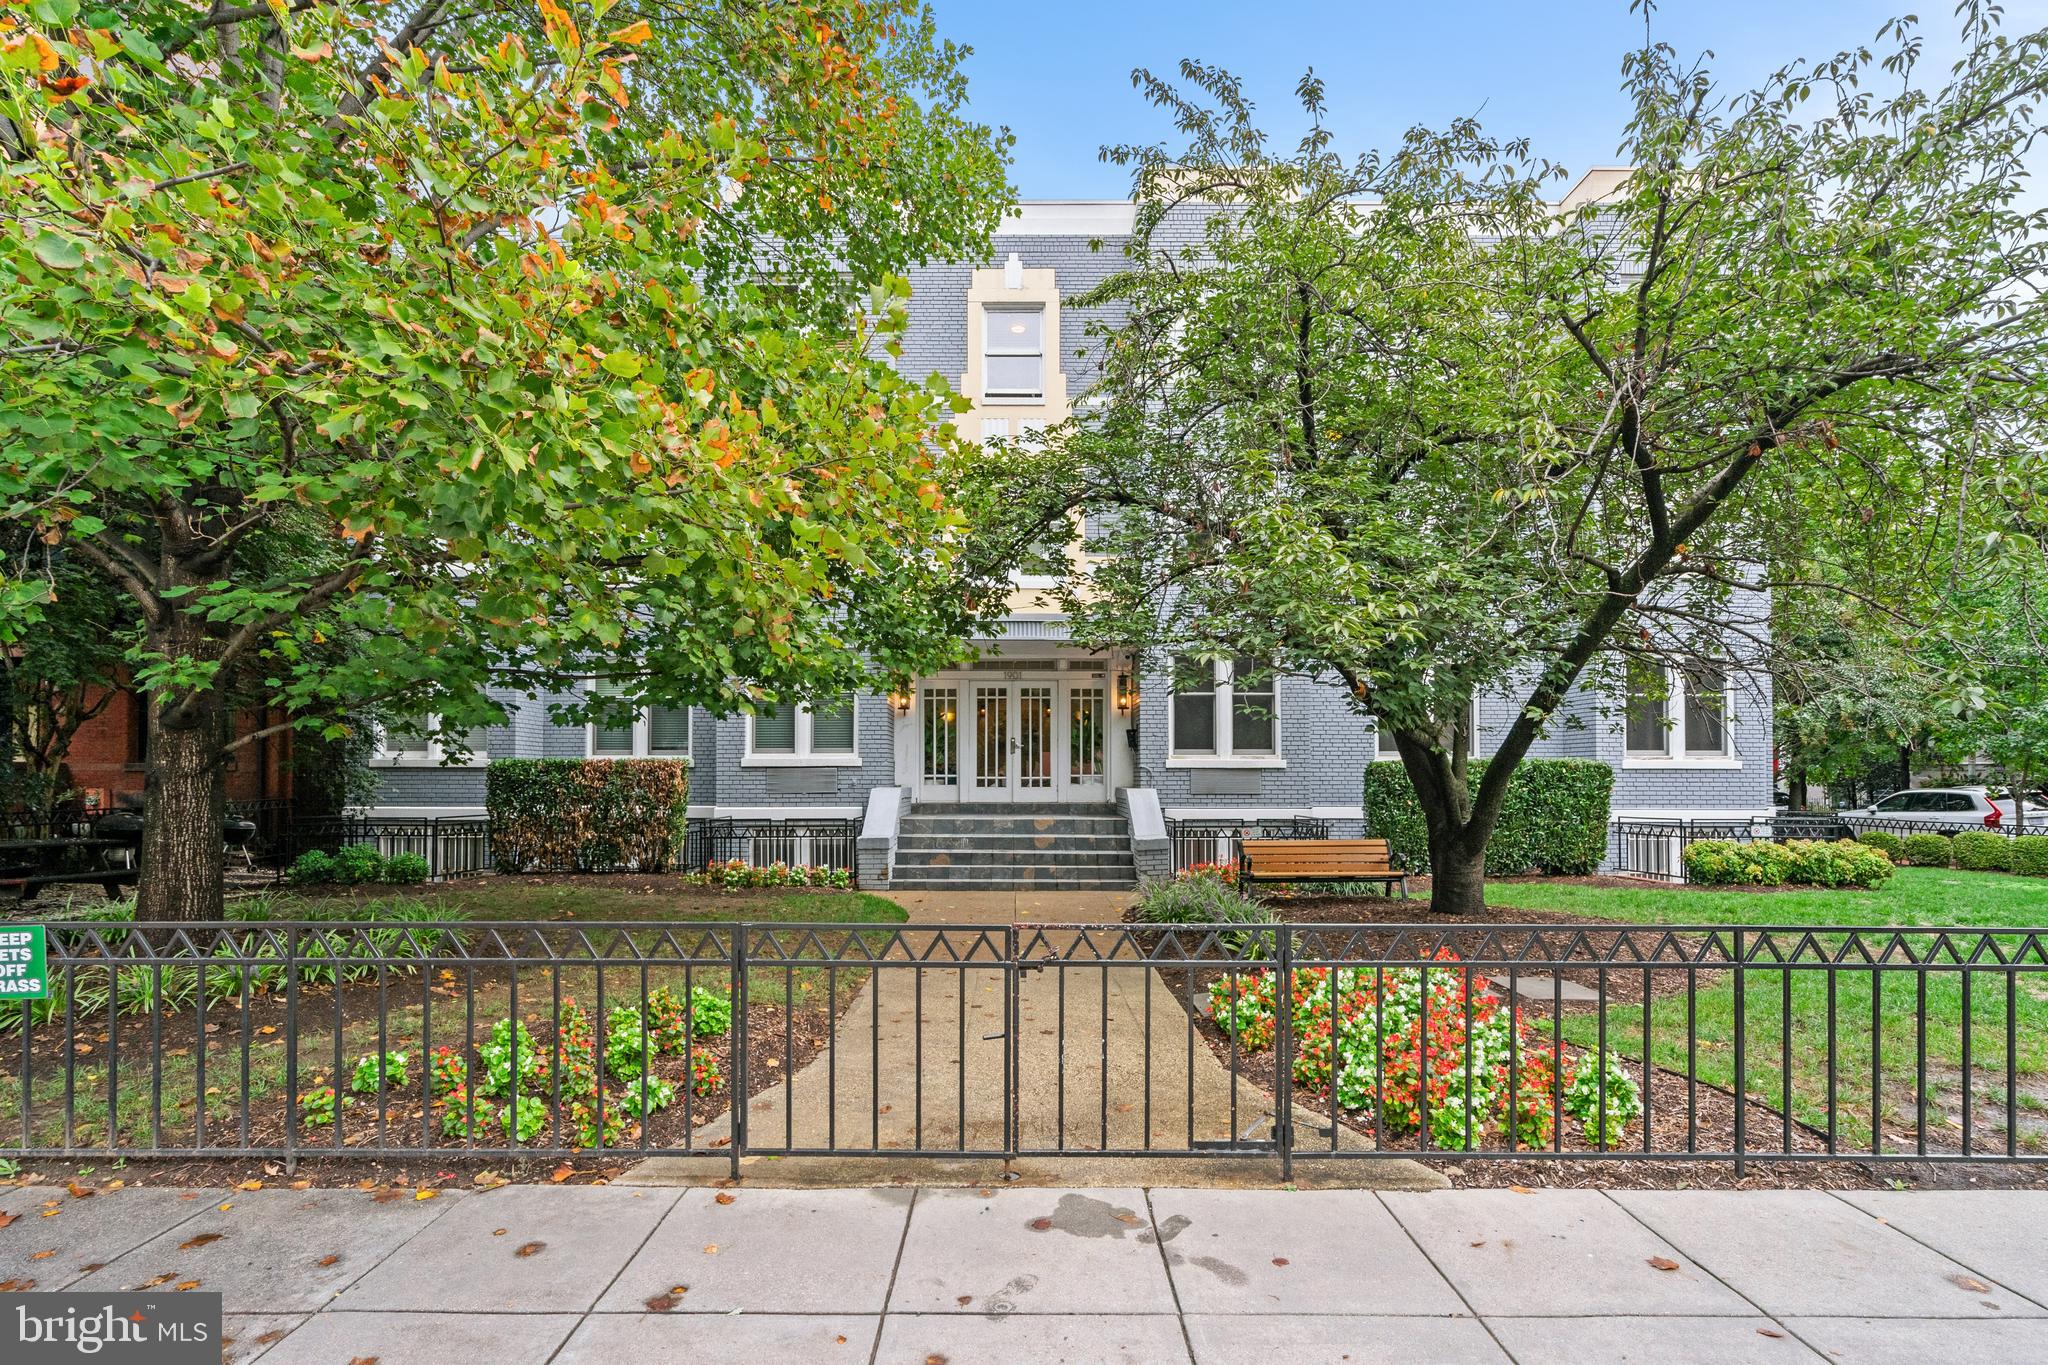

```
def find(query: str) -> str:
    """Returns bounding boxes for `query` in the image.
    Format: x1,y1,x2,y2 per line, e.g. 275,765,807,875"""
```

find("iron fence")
1839,815,2033,839
682,818,857,873
1609,815,1860,883
9,918,2045,1175
282,816,494,882
1167,816,1330,873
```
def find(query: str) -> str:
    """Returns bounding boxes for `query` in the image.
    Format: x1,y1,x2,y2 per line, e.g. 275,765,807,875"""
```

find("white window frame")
1622,662,1740,768
981,304,1045,401
583,682,692,761
1166,659,1286,769
743,695,863,767
372,714,485,768
1371,700,1481,761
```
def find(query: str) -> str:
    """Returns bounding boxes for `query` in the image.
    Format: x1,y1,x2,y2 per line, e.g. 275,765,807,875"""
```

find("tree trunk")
135,685,227,921
1426,830,1488,916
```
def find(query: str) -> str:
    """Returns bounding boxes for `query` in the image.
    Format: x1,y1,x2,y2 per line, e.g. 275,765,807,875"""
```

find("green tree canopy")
970,9,2048,911
0,0,1011,916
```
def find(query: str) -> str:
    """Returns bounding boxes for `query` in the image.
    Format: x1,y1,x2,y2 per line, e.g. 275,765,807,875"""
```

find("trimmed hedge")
1364,758,1613,876
1952,830,2014,872
1856,830,1904,860
486,758,689,873
1682,838,1893,889
1900,832,1954,868
2013,836,2048,877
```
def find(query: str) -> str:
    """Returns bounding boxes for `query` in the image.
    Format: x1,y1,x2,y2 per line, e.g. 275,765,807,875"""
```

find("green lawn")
1482,868,2048,1153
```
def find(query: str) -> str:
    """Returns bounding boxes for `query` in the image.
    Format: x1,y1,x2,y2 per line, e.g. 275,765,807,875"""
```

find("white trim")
999,201,1139,236
743,695,861,765
1623,662,1736,764
1610,807,1775,821
364,804,486,818
1165,755,1287,770
705,804,863,820
1163,805,1349,822
1621,755,1744,771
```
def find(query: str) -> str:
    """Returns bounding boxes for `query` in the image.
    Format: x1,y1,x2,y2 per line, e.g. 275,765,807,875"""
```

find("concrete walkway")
5,1183,2045,1363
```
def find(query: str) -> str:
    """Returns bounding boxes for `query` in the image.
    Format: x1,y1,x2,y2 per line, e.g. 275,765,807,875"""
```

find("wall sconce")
1114,672,1139,718
887,688,913,718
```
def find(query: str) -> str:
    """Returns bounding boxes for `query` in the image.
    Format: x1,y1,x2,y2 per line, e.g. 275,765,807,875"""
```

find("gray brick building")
370,187,1774,873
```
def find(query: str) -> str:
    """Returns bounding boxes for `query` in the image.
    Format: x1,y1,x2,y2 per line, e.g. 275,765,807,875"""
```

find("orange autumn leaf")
609,19,653,46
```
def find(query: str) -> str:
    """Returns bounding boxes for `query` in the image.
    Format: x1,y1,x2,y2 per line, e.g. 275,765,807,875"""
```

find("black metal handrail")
1166,816,1330,873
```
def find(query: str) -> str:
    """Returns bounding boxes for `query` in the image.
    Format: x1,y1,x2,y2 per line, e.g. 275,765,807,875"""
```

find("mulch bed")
2,973,839,1190
1125,897,2048,1190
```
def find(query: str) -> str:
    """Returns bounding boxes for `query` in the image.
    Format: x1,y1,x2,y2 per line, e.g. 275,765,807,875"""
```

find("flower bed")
684,859,852,890
1208,948,1642,1150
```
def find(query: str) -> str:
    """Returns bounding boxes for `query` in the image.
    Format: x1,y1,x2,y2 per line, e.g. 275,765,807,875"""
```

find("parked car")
1841,786,2048,830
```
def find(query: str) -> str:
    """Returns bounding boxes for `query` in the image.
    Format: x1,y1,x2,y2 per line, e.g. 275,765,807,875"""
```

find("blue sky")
929,0,2048,199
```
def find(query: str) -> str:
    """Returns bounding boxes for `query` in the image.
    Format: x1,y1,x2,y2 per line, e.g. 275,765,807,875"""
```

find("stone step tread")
886,879,1138,891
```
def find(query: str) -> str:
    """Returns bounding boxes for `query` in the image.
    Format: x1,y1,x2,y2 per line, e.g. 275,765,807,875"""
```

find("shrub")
689,1053,725,1097
1207,951,1642,1150
1782,839,1894,889
287,849,337,885
381,851,430,884
2012,836,2048,877
1682,839,1792,886
1135,873,1276,956
333,843,386,884
1901,832,1954,868
487,757,689,873
1857,830,1905,860
619,1075,677,1118
1365,758,1613,875
499,1094,549,1143
1953,830,2014,872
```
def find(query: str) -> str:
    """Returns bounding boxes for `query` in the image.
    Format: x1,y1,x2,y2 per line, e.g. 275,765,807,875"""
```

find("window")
1169,658,1282,764
1229,657,1275,755
1372,699,1480,760
983,306,1044,399
1170,657,1217,755
375,715,440,764
586,682,691,759
1681,664,1726,756
746,694,860,764
1624,659,1736,762
1625,659,1669,755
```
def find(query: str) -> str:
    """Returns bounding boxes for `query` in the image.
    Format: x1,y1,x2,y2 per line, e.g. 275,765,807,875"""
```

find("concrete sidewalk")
5,1182,2047,1363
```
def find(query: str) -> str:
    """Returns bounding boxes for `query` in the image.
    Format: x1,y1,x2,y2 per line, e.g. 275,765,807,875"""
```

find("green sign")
0,926,48,1000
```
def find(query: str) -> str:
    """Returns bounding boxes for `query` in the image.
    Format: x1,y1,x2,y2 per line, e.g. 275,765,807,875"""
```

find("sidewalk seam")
1820,1188,2048,1313
539,1186,684,1364
866,1184,918,1365
1143,1188,1201,1365
1597,1190,1825,1359
1374,1191,1523,1365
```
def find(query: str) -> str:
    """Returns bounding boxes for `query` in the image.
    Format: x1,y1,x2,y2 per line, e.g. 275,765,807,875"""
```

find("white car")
1842,786,2048,831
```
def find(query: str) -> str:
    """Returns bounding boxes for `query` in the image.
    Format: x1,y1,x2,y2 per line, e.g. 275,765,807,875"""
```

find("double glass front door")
917,675,1108,803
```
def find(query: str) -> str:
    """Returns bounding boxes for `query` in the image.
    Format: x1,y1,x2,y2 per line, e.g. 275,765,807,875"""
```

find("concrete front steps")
889,803,1137,890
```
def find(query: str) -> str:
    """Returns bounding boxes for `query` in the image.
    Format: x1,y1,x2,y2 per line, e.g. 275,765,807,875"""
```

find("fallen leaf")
1470,1240,1486,1248
1508,1185,1534,1195
514,1242,545,1258
926,1355,948,1365
349,1357,380,1365
492,1228,508,1237
139,1273,176,1288
644,1292,677,1311
30,1251,55,1261
836,1337,847,1345
1647,1257,1680,1272
0,1278,37,1292
956,1294,972,1306
215,1203,232,1212
175,1280,201,1291
1029,1217,1052,1231
1756,1328,1785,1339
236,1180,263,1192
1272,1257,1290,1267
254,1329,288,1345
669,1284,689,1296
703,1244,719,1255
290,1181,312,1190
714,1192,736,1206
413,1190,437,1201
77,1263,104,1273
0,1212,15,1229
1951,1274,1992,1294
258,1026,277,1035
1113,1211,1143,1227
369,1189,403,1203
65,1182,94,1199
180,1233,225,1250
317,1255,340,1267
550,1164,574,1183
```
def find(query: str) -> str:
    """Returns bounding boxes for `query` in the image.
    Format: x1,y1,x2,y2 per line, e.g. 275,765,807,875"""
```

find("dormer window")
983,306,1044,399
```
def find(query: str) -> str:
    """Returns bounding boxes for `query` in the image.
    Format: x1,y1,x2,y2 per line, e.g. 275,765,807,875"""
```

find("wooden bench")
1237,838,1408,898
